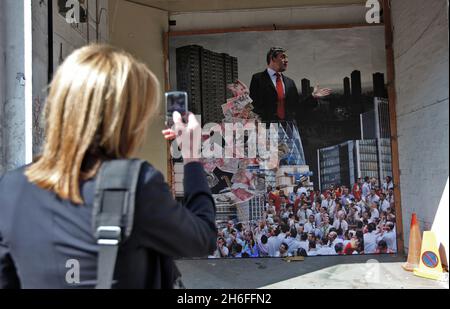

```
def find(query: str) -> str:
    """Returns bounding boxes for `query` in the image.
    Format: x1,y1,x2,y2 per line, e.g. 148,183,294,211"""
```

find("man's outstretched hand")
312,85,332,98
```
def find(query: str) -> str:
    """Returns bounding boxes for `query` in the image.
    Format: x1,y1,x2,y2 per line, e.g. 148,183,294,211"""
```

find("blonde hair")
26,44,160,204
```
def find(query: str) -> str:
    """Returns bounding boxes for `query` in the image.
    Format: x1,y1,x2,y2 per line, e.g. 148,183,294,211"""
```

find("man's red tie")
275,73,285,120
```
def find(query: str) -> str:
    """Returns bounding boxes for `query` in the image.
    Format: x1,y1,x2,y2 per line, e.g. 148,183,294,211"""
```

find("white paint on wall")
432,178,449,266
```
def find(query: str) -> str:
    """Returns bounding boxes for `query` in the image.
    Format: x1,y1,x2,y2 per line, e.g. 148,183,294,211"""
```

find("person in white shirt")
285,229,302,256
316,231,339,255
279,196,289,213
281,208,291,220
322,195,336,214
222,220,234,239
370,177,378,190
287,214,297,228
315,207,326,226
377,222,397,252
312,201,322,215
304,214,318,235
277,223,289,243
298,185,308,197
213,237,229,258
267,227,282,257
357,199,368,213
318,214,332,239
367,189,380,206
360,211,370,224
265,207,276,225
297,203,313,224
332,202,347,223
295,223,305,236
275,242,290,257
298,232,309,252
369,203,380,223
328,231,344,246
266,214,275,225
333,211,349,233
265,198,276,213
378,210,388,226
317,244,336,255
257,234,269,257
226,229,243,247
386,207,396,219
362,176,371,198
363,223,378,254
382,176,394,194
307,241,318,256
340,187,354,207
387,188,395,207
349,202,362,220
379,193,391,212
235,222,245,242
254,220,268,241
346,208,359,228
343,230,356,247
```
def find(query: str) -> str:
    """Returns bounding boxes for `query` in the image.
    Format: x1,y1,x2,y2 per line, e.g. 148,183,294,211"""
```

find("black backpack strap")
92,159,145,289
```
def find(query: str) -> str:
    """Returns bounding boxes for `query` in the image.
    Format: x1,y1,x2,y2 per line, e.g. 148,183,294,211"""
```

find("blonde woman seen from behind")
0,45,216,289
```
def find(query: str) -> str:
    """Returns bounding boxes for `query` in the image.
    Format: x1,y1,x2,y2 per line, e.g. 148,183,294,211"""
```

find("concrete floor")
175,254,449,289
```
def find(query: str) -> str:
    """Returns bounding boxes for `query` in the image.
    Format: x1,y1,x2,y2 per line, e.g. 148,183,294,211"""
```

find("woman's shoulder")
137,161,165,186
0,165,29,190
0,166,30,226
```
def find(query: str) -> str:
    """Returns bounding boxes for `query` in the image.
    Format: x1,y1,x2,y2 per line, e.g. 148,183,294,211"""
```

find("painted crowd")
210,176,397,258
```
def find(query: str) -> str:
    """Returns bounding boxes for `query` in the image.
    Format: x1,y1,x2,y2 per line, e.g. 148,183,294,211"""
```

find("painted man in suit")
249,47,332,122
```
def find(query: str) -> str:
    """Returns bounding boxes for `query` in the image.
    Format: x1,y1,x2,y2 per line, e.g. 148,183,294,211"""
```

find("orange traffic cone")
402,213,422,271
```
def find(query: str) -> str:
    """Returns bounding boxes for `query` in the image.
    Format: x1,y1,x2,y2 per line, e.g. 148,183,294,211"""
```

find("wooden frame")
382,0,404,254
164,11,405,254
163,31,175,195
168,22,379,37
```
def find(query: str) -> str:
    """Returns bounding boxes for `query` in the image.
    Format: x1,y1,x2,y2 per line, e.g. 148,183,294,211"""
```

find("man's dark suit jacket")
249,70,300,122
0,161,216,289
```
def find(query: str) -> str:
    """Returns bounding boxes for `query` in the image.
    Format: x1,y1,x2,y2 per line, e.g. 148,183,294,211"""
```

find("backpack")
92,159,184,289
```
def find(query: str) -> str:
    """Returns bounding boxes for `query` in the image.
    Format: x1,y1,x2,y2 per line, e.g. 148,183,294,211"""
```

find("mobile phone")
165,91,188,127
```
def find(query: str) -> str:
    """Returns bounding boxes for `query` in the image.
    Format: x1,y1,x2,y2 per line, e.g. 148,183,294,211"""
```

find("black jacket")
249,70,301,122
0,161,216,289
